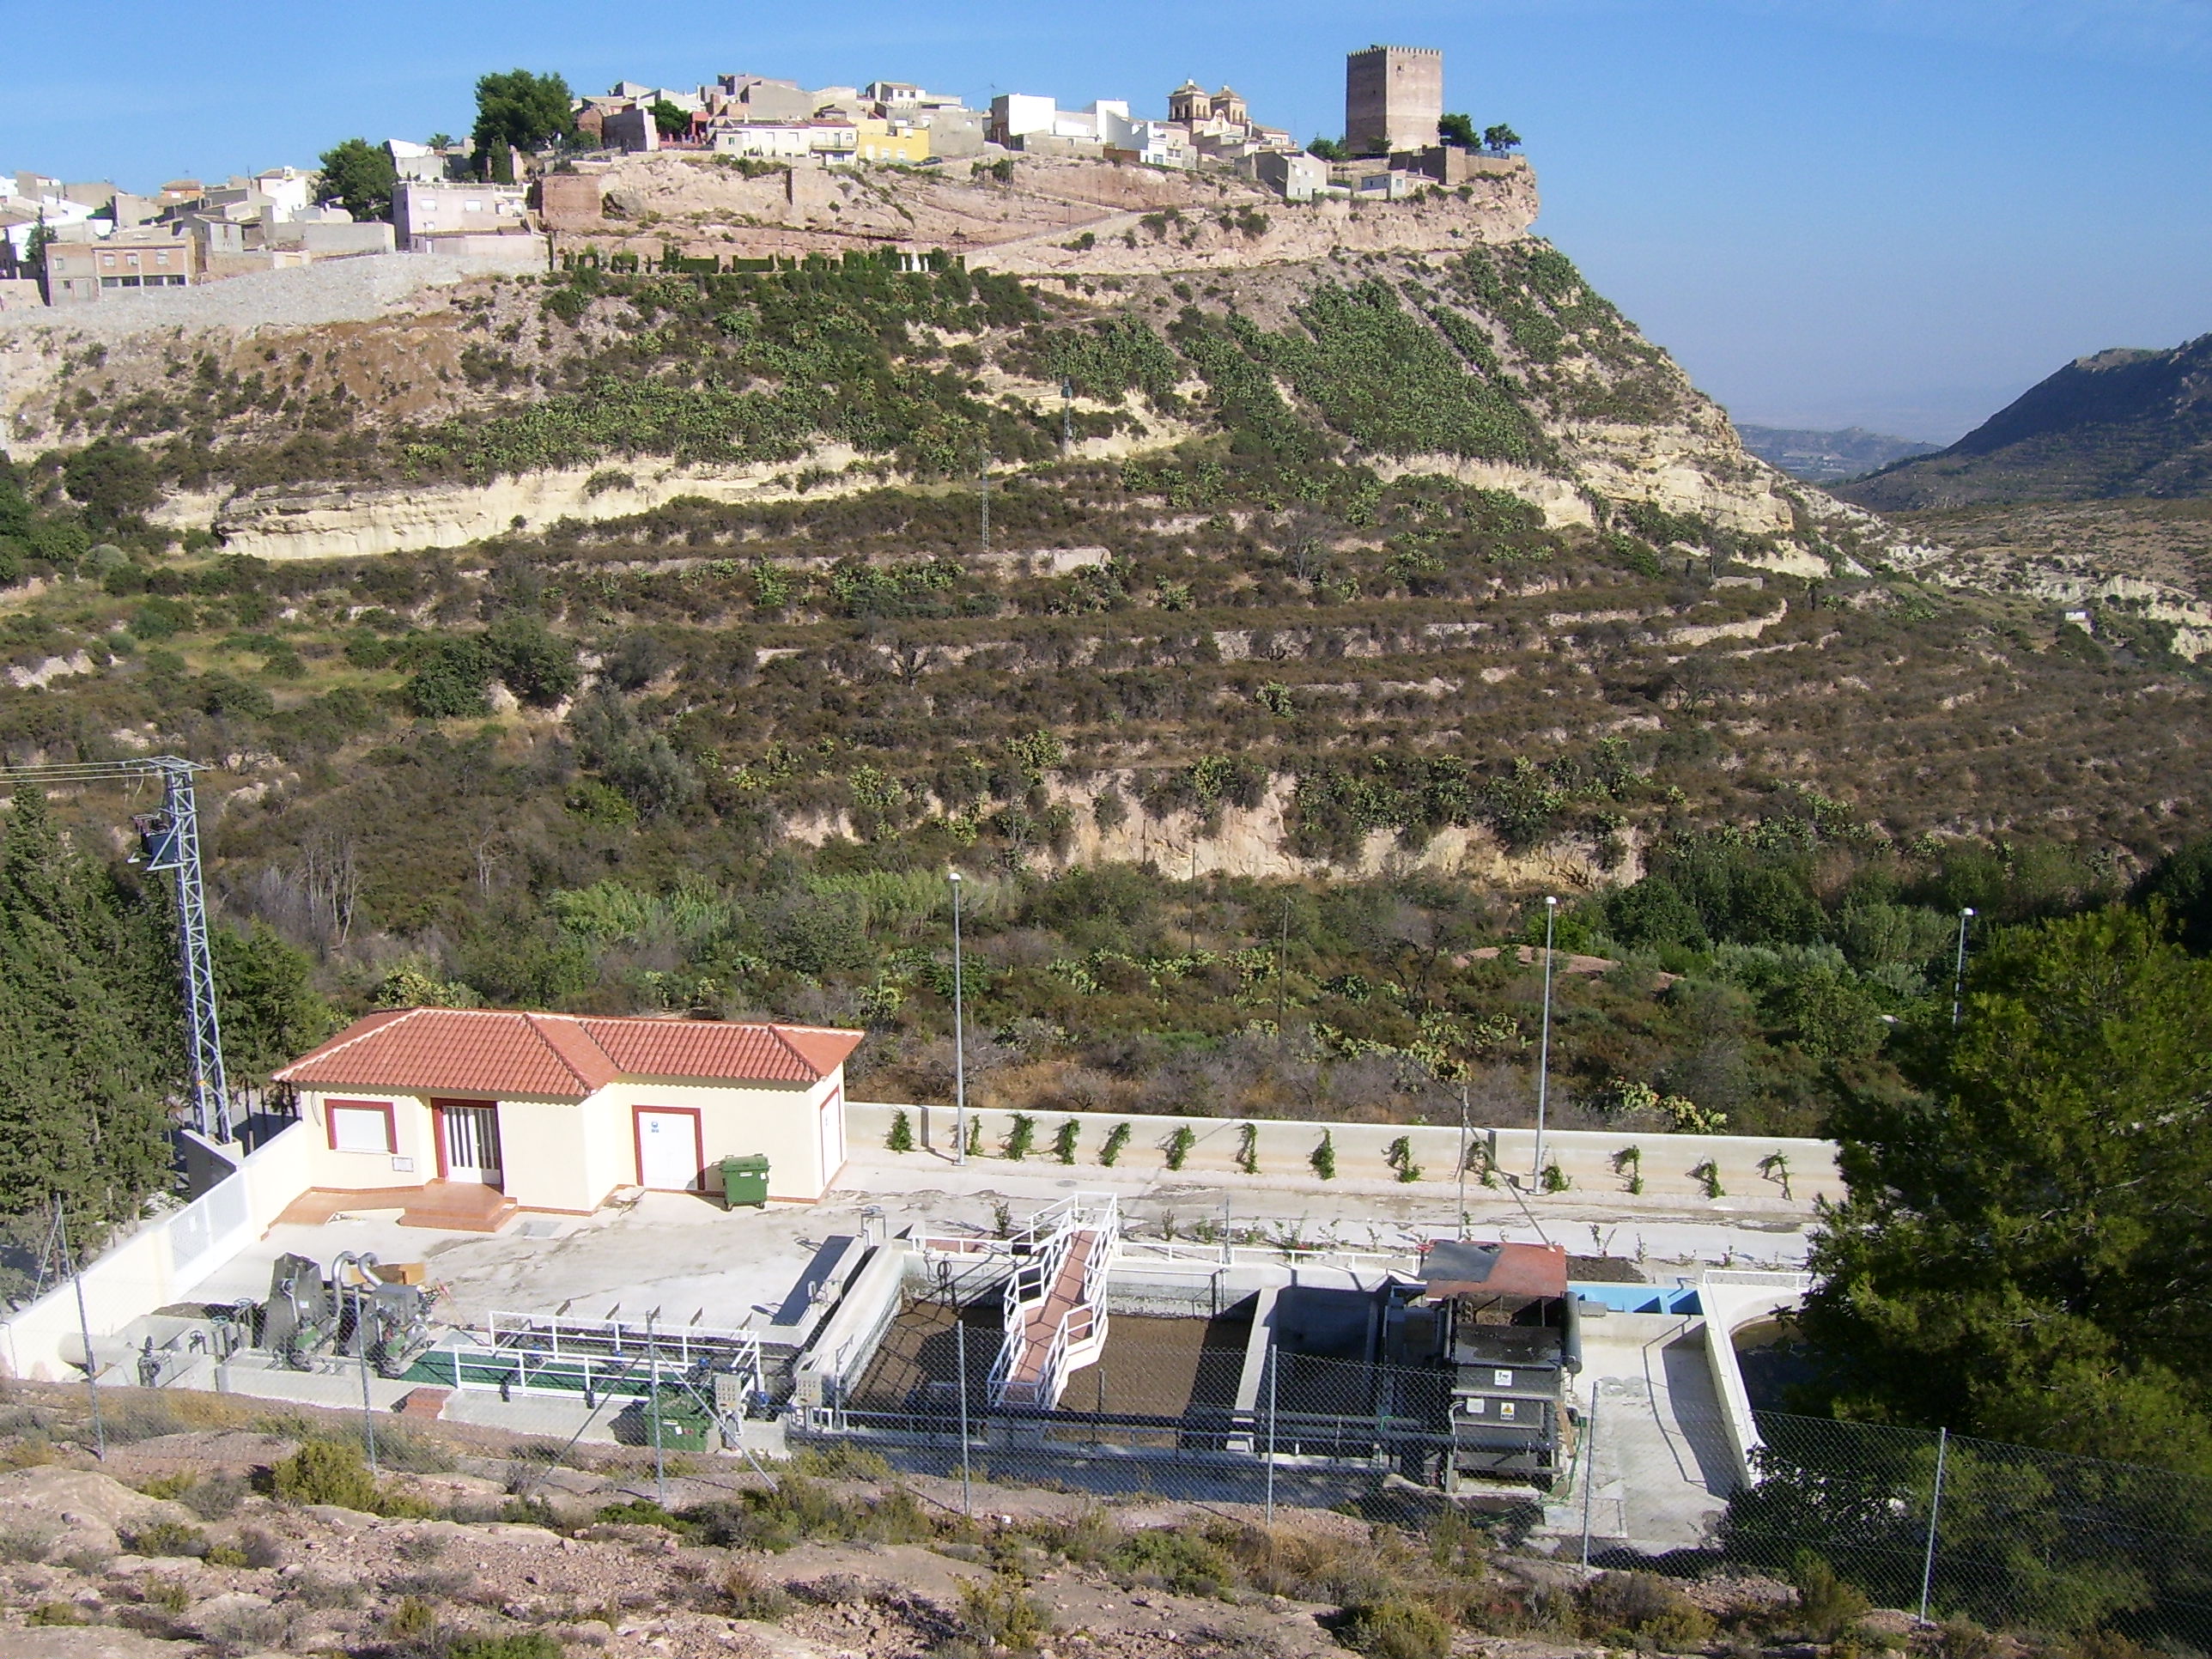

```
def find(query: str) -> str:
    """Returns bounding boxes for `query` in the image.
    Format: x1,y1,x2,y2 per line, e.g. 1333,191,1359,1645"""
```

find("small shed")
271,1008,862,1219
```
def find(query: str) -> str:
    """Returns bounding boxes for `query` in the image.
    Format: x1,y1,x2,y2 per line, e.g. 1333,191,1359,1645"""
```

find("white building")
251,167,316,219
392,180,531,249
711,120,860,161
272,1008,863,1211
1101,112,1193,169
864,81,964,112
386,139,454,184
988,94,1130,146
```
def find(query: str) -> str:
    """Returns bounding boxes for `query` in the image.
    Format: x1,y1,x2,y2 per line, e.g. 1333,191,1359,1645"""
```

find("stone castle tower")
1345,45,1443,155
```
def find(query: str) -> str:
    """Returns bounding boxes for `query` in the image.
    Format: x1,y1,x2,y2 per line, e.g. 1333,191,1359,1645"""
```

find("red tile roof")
273,1008,863,1098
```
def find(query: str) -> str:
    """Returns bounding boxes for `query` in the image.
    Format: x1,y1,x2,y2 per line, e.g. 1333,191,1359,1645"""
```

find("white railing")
1114,1238,1419,1273
985,1194,1119,1409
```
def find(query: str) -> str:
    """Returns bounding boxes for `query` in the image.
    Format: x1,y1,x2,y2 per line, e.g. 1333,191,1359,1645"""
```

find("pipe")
1560,1292,1583,1376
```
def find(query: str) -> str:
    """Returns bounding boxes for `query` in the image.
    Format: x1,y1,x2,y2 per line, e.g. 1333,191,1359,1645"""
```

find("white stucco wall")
586,1073,845,1201
497,1096,596,1212
290,1069,850,1209
294,1088,437,1190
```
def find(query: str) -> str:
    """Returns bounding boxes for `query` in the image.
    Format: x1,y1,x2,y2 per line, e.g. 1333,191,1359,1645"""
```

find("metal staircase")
985,1194,1119,1410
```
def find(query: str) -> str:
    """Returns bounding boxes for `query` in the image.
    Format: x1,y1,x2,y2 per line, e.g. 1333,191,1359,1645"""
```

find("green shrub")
1053,1118,1080,1164
1583,1571,1714,1650
0,1522,53,1563
1004,1112,1036,1160
785,1443,894,1480
718,1564,793,1621
199,672,275,720
272,1439,381,1511
1311,1130,1337,1179
384,1596,439,1644
1790,1552,1869,1642
486,613,580,708
1111,1527,1237,1597
449,1637,567,1659
1100,1122,1131,1166
1385,1136,1423,1183
596,1498,695,1534
125,1520,209,1558
1236,1121,1259,1174
1164,1125,1196,1170
1338,1597,1450,1659
957,1571,1051,1650
404,636,495,718
886,1109,915,1152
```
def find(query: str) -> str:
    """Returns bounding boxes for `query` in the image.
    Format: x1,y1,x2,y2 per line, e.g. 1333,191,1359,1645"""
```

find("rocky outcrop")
210,451,872,561
567,151,1537,275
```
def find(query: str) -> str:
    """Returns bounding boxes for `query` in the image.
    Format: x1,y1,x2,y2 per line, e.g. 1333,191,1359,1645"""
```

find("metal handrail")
985,1195,1119,1408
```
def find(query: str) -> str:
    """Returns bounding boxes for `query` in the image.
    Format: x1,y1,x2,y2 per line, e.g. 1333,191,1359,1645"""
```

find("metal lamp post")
1456,1081,1471,1239
1534,896,1558,1183
951,871,967,1166
1951,907,1976,1028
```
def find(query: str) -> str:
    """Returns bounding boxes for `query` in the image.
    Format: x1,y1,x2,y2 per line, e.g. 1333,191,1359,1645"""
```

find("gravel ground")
0,252,529,340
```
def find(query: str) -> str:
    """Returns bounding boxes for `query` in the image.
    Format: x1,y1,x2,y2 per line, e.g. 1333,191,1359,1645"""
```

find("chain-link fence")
799,1293,1546,1537
1707,1413,2212,1645
49,1273,2212,1647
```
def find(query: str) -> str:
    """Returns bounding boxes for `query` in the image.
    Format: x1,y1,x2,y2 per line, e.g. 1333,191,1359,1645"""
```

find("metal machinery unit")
333,1254,439,1378
238,1251,438,1376
1385,1240,1583,1489
256,1252,337,1368
414,1310,771,1448
0,757,229,1139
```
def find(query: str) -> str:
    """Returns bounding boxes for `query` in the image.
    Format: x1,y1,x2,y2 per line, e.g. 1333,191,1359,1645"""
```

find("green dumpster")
720,1153,770,1209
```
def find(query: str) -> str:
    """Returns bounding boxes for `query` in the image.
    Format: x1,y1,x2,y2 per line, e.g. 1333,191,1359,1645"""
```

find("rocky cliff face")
567,149,1540,274
3,156,1878,575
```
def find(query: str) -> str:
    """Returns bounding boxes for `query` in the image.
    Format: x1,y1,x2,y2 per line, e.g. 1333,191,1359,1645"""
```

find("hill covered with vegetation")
1844,331,2212,508
0,239,2205,1171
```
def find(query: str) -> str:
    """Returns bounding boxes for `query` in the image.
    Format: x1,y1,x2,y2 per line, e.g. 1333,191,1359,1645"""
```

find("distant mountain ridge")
1840,332,2212,509
1735,424,1940,485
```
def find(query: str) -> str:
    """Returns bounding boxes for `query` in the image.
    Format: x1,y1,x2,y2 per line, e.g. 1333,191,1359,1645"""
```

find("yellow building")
854,118,931,164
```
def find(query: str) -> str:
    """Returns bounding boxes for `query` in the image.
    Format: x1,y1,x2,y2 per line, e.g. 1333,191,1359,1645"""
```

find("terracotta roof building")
271,1008,863,1224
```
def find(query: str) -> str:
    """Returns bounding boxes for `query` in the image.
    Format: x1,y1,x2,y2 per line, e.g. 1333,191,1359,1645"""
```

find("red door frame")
429,1097,504,1188
631,1103,706,1191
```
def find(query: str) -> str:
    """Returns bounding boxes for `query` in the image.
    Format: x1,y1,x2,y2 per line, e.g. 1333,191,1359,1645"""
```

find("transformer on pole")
0,757,230,1142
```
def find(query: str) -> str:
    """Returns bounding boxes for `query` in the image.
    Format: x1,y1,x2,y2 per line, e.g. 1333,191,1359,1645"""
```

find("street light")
1534,896,1558,1183
1455,1080,1471,1240
951,871,967,1166
1951,907,1976,1028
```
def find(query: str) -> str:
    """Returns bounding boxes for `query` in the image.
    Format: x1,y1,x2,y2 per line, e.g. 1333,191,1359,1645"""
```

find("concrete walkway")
1549,1310,1741,1555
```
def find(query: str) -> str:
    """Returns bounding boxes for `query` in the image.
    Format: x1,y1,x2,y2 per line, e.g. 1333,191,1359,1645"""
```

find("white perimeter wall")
0,1120,319,1383
847,1100,1838,1204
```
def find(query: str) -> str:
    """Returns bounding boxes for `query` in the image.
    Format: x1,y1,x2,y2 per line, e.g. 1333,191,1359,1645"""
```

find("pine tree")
0,787,180,1252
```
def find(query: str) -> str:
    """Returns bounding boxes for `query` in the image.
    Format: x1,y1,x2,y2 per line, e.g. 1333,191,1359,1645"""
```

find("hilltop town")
0,46,1528,313
0,26,2205,1659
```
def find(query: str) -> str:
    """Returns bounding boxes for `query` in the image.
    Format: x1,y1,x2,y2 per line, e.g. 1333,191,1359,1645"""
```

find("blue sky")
5,1,2208,439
